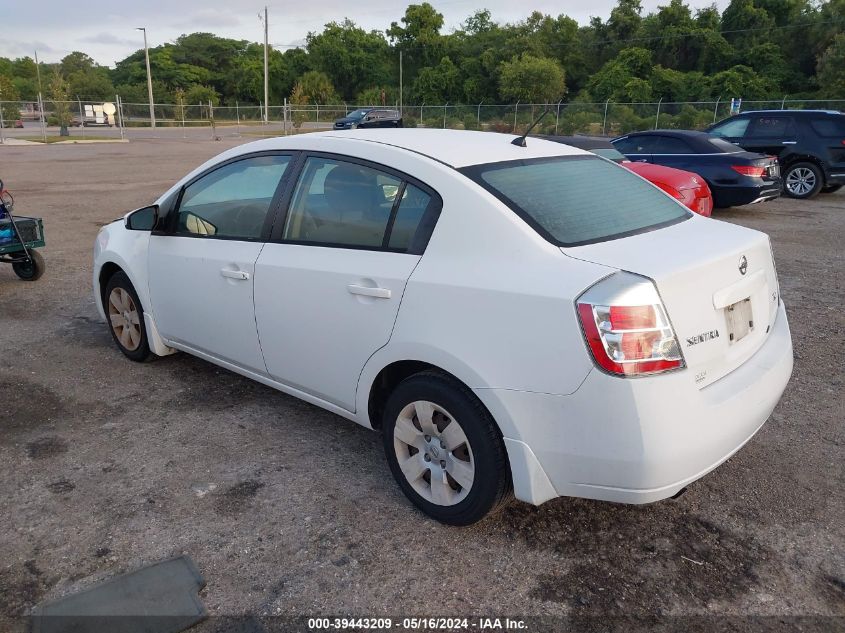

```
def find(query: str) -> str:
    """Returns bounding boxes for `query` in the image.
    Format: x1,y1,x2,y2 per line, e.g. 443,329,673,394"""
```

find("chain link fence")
2,97,844,143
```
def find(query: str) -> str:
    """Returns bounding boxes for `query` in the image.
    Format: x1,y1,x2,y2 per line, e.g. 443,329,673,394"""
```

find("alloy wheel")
393,400,475,506
786,167,816,196
108,287,142,351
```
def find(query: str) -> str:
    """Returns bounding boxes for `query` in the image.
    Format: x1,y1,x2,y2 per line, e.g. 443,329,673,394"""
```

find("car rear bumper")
710,181,781,207
477,301,793,506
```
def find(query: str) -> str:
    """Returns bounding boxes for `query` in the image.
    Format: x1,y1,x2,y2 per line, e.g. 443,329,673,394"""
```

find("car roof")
235,129,590,168
536,135,615,150
733,109,843,116
622,129,711,139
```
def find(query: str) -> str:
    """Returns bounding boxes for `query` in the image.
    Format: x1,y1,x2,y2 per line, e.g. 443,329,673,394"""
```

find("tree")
413,56,460,103
307,20,391,101
48,71,72,135
296,71,336,104
816,34,845,99
387,3,445,75
0,75,21,126
498,54,566,103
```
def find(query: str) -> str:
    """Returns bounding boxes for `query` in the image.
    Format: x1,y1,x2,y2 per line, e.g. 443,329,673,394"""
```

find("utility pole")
34,50,43,95
136,27,156,128
399,50,403,116
261,7,269,124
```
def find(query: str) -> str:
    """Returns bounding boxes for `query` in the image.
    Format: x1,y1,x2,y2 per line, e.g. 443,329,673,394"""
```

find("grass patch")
18,135,120,143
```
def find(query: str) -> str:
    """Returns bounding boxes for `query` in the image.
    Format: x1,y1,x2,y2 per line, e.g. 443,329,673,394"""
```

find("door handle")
348,284,391,299
220,269,250,280
782,141,797,145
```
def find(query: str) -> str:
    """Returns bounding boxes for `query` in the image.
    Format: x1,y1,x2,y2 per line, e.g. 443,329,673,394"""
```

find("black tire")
783,161,823,199
12,250,45,281
103,270,151,362
821,184,842,194
381,370,512,525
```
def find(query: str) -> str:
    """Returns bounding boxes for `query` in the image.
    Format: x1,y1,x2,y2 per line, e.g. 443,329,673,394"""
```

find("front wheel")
104,271,151,362
783,162,823,199
382,371,512,525
12,250,45,281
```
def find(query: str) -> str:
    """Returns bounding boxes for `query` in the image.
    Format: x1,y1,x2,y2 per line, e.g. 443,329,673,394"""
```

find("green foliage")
413,56,460,103
0,0,839,114
297,71,337,104
48,71,73,134
308,20,392,102
0,75,21,124
816,33,845,98
498,54,566,103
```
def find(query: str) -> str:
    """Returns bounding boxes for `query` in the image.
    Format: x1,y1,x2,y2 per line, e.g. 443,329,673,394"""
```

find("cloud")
172,8,242,29
78,33,140,47
0,39,67,59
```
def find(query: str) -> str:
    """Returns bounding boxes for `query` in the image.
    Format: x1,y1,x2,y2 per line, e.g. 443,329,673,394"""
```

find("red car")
540,136,714,217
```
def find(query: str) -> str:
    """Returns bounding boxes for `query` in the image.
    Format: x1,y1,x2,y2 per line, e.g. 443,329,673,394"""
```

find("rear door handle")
782,141,797,145
348,284,391,299
220,269,250,280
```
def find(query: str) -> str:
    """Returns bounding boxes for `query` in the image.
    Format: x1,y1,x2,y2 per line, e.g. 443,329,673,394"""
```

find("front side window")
283,157,400,248
710,117,750,139
809,117,845,137
612,136,657,154
176,155,290,239
462,156,690,247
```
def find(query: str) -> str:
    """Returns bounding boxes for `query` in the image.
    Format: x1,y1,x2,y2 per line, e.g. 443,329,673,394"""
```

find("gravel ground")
0,140,843,632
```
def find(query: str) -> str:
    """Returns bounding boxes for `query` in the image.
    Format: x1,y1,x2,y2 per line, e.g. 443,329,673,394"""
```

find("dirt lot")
0,140,843,631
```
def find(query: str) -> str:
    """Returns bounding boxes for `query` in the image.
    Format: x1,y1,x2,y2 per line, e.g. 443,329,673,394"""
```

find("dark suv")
333,108,403,130
707,110,845,199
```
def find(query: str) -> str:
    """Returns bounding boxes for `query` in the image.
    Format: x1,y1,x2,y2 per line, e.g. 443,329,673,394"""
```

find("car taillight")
731,165,766,177
576,273,685,377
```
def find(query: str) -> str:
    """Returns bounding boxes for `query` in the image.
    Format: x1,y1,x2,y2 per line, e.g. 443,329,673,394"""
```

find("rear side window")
283,157,400,248
650,136,694,154
462,156,690,247
748,116,796,138
810,117,845,137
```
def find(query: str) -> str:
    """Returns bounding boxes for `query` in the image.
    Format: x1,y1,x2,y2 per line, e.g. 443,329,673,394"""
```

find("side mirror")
125,205,158,231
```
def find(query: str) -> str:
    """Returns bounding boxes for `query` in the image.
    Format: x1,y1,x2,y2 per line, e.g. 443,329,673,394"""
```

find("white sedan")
93,129,793,525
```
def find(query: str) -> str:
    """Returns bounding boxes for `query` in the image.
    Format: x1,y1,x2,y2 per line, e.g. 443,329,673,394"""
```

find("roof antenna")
511,108,552,147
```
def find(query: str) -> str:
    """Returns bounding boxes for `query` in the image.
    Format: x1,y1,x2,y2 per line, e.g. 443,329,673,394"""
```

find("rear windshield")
461,156,690,247
810,116,845,137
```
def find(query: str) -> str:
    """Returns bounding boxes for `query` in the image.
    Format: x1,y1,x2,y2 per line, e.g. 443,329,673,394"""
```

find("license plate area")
725,297,754,344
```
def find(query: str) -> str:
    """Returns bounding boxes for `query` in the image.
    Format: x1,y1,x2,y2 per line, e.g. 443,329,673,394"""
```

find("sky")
1,0,730,67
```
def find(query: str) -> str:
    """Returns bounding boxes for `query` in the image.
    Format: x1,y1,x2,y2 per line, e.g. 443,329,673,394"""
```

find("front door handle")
221,269,250,281
782,141,797,145
348,284,391,299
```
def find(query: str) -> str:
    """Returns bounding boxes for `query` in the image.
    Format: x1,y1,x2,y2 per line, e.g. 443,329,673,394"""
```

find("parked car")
612,130,781,209
93,130,792,525
333,108,403,130
541,135,713,216
707,109,845,199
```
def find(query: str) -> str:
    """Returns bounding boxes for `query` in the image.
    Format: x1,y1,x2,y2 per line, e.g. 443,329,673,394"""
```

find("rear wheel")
382,371,512,525
12,250,45,281
821,184,842,194
104,271,151,362
783,162,823,199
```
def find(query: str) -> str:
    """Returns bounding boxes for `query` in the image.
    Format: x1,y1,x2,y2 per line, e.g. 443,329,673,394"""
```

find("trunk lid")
564,216,780,388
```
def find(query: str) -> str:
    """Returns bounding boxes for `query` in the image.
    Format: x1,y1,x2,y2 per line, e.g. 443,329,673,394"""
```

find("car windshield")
347,109,370,120
590,147,627,163
461,156,690,247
